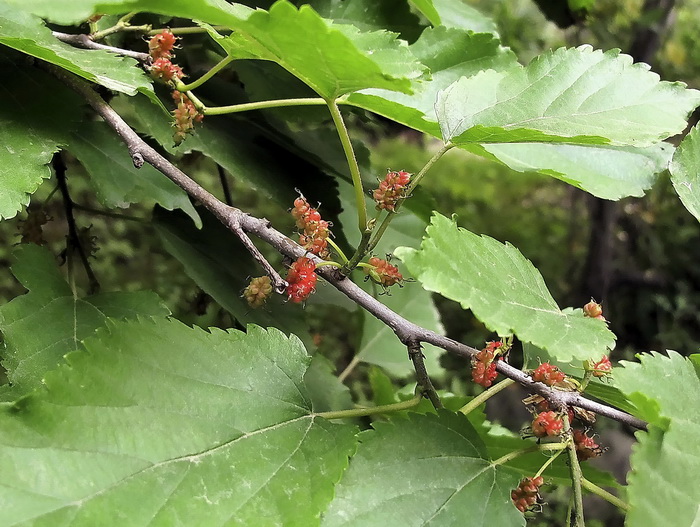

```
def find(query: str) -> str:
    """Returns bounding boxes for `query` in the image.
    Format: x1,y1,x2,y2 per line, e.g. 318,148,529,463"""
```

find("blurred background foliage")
1,2,699,523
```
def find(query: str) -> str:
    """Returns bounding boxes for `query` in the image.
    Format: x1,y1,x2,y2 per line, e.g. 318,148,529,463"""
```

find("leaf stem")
367,142,453,253
580,478,629,512
147,25,232,36
491,442,567,467
175,56,234,92
564,415,586,527
326,99,367,239
201,97,334,116
337,355,361,383
72,204,149,224
316,394,422,419
91,12,150,41
534,447,566,478
459,378,515,415
315,260,342,269
326,238,349,264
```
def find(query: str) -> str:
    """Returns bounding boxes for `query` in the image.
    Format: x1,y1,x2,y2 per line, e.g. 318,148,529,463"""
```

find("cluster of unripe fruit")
147,29,203,144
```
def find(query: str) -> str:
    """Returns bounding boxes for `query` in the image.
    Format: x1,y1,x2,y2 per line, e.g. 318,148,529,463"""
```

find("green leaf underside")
409,0,497,34
322,411,524,527
0,52,81,220
473,141,672,200
348,26,518,136
0,244,170,400
614,352,700,527
670,124,700,222
203,1,424,99
435,46,700,147
0,4,154,96
0,318,356,526
67,121,200,226
396,213,615,361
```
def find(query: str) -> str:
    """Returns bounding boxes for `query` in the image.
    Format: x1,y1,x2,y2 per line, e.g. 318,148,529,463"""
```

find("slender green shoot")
459,379,515,415
316,394,422,420
175,56,234,92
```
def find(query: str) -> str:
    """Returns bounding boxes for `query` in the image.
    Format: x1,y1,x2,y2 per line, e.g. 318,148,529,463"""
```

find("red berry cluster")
150,57,184,82
146,30,203,144
511,476,544,512
531,411,564,438
591,355,612,378
583,299,605,321
573,429,604,461
471,341,502,388
148,28,177,60
373,170,411,211
243,276,273,308
533,398,575,425
291,196,331,259
531,362,566,387
286,257,317,303
364,257,403,288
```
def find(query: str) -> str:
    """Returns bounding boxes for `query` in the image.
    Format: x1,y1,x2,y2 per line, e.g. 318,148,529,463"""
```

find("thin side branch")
407,339,443,409
53,153,100,295
52,66,648,432
52,32,151,62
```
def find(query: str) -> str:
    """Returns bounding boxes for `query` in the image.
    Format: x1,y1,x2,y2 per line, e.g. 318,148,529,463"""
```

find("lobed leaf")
0,244,170,400
0,318,357,526
435,46,700,146
67,121,201,226
203,1,425,99
669,123,700,222
410,0,498,33
614,351,700,527
436,46,700,147
0,4,154,96
322,411,524,527
348,26,518,136
395,213,616,361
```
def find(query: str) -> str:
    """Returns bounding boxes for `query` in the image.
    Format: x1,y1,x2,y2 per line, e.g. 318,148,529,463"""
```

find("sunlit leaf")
670,123,700,222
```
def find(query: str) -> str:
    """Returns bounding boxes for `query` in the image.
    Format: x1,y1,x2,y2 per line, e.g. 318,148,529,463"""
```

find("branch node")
131,152,145,169
407,339,443,410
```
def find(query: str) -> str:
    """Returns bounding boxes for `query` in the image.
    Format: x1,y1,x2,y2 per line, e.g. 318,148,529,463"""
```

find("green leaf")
0,318,357,525
0,244,169,400
6,0,253,27
304,354,353,413
204,1,425,99
67,121,200,226
348,26,518,135
436,46,700,146
670,124,700,222
410,0,498,33
322,411,524,527
0,4,154,96
0,51,81,220
473,142,673,200
395,213,616,361
152,207,313,347
614,351,700,527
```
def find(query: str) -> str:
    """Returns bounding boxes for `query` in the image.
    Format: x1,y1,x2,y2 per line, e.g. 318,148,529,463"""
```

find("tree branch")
50,66,648,432
52,32,151,62
407,339,443,409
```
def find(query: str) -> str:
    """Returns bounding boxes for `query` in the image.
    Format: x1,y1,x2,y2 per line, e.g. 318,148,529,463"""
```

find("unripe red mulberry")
364,257,403,288
373,170,411,211
511,476,544,512
591,355,612,378
148,29,178,60
531,411,564,438
150,58,184,82
290,195,331,258
531,362,567,387
286,257,317,303
573,429,604,461
471,345,501,388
